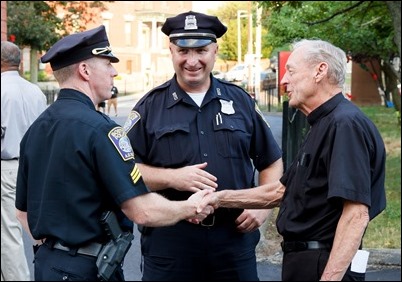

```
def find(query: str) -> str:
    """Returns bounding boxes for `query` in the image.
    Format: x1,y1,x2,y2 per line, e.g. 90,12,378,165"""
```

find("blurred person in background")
1,40,47,281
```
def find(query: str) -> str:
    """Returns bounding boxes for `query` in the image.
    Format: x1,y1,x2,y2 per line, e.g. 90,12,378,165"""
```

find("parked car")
212,70,225,80
241,69,277,91
224,64,251,82
260,70,277,90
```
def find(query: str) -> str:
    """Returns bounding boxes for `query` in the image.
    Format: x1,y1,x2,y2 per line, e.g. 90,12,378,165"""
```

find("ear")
78,62,90,80
315,62,328,81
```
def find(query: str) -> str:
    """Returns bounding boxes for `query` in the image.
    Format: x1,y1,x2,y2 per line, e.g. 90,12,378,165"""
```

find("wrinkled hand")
172,162,218,193
186,189,215,224
235,209,270,233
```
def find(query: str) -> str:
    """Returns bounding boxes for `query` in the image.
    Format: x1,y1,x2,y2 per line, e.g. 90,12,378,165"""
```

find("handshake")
186,189,222,224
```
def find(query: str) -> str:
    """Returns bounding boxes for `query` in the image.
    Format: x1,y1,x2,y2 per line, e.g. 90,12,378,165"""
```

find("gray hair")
1,41,21,67
292,39,347,87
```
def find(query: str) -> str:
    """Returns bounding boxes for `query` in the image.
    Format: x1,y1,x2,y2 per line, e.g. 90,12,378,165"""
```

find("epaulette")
135,80,172,108
147,80,171,95
217,79,249,93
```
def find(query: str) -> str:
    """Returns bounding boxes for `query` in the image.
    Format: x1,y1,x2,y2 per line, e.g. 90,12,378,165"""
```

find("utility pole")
255,5,262,103
246,1,253,94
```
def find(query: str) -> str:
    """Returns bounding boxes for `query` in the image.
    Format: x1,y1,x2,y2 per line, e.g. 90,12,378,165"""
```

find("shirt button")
203,153,208,157
200,131,204,135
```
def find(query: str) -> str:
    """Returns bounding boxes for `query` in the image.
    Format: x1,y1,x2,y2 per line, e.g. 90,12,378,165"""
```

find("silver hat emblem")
184,15,197,30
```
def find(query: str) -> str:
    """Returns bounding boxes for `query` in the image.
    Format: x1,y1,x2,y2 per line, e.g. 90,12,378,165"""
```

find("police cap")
161,11,227,48
41,25,119,71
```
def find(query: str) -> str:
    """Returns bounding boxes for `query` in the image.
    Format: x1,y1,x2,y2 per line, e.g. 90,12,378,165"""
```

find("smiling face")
170,42,218,93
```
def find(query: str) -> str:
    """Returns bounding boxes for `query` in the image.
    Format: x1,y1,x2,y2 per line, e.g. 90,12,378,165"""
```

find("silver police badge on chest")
219,99,235,115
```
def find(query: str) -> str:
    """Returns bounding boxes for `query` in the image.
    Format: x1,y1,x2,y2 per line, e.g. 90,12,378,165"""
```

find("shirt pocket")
154,123,192,165
213,117,249,159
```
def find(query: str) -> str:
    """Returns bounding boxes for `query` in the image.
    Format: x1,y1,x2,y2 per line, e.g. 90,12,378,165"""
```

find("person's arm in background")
16,210,44,246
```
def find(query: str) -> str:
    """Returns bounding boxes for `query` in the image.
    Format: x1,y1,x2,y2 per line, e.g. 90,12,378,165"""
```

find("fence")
42,88,59,105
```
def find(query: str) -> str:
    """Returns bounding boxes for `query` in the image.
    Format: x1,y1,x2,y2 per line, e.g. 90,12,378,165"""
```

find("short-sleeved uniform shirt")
16,89,149,246
277,93,386,242
125,75,282,199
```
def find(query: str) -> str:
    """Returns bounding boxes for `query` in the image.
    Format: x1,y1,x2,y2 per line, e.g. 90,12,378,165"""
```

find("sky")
191,1,224,13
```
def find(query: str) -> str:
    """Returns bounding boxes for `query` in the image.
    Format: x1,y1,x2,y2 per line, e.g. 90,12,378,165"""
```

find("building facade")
87,1,193,93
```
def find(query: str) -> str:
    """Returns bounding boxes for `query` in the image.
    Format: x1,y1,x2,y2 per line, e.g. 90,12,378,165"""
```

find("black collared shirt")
16,89,149,245
126,75,282,200
277,93,386,242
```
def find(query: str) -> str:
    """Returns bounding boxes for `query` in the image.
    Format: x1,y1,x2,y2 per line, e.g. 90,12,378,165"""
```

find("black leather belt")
46,240,103,257
281,241,331,253
199,208,243,228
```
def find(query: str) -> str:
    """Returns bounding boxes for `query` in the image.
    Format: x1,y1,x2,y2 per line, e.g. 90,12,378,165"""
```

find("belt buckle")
201,215,215,227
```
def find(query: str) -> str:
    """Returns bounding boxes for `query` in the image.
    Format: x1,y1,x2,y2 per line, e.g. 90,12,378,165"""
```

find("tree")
256,1,401,116
207,2,273,63
7,1,111,83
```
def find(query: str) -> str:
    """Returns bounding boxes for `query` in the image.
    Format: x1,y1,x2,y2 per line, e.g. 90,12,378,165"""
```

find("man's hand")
171,162,218,193
234,209,271,233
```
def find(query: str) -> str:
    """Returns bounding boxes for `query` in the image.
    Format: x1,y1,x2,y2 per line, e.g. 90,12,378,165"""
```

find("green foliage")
210,2,274,61
7,2,62,51
360,106,401,248
7,2,113,53
259,1,397,63
23,70,49,82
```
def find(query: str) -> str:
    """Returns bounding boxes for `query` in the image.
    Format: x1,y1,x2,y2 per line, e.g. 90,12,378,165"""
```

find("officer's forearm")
121,191,207,227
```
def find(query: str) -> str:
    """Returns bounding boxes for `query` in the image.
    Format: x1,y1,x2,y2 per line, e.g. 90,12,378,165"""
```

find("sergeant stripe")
130,165,142,184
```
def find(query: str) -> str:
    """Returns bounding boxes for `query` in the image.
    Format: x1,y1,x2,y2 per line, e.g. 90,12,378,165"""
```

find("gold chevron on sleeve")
130,164,142,184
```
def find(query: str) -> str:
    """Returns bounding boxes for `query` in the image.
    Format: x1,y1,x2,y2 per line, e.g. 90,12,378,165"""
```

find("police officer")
124,11,283,281
15,25,214,281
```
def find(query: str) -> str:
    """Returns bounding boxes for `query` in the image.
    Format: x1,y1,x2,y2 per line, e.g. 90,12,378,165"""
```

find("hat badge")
184,15,198,30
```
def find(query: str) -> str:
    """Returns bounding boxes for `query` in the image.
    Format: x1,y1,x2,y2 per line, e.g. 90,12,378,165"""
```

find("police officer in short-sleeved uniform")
125,11,283,281
15,26,149,281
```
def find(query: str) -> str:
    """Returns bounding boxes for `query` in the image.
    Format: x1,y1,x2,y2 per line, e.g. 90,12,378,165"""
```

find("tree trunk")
383,61,401,123
30,48,38,84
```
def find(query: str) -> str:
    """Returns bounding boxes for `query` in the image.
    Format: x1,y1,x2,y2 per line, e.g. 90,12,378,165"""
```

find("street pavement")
22,92,400,280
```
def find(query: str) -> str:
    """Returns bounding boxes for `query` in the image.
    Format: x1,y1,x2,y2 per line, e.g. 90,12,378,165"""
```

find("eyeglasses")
92,46,112,55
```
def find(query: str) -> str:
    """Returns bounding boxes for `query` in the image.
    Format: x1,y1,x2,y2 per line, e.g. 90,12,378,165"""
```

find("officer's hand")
171,162,218,193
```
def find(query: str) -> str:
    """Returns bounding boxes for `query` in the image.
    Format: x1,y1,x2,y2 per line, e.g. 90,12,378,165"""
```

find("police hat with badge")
41,25,119,71
161,11,227,48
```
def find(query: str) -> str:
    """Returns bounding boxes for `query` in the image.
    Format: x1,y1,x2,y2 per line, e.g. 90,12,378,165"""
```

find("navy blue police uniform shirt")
16,89,149,246
277,93,386,242
125,75,282,200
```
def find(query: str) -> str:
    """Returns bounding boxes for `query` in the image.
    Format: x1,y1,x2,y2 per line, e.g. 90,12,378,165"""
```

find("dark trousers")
282,249,365,281
140,221,260,281
34,243,125,281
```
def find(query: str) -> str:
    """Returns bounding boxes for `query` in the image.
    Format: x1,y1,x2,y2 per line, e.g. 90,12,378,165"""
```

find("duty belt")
281,241,332,253
46,239,103,257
